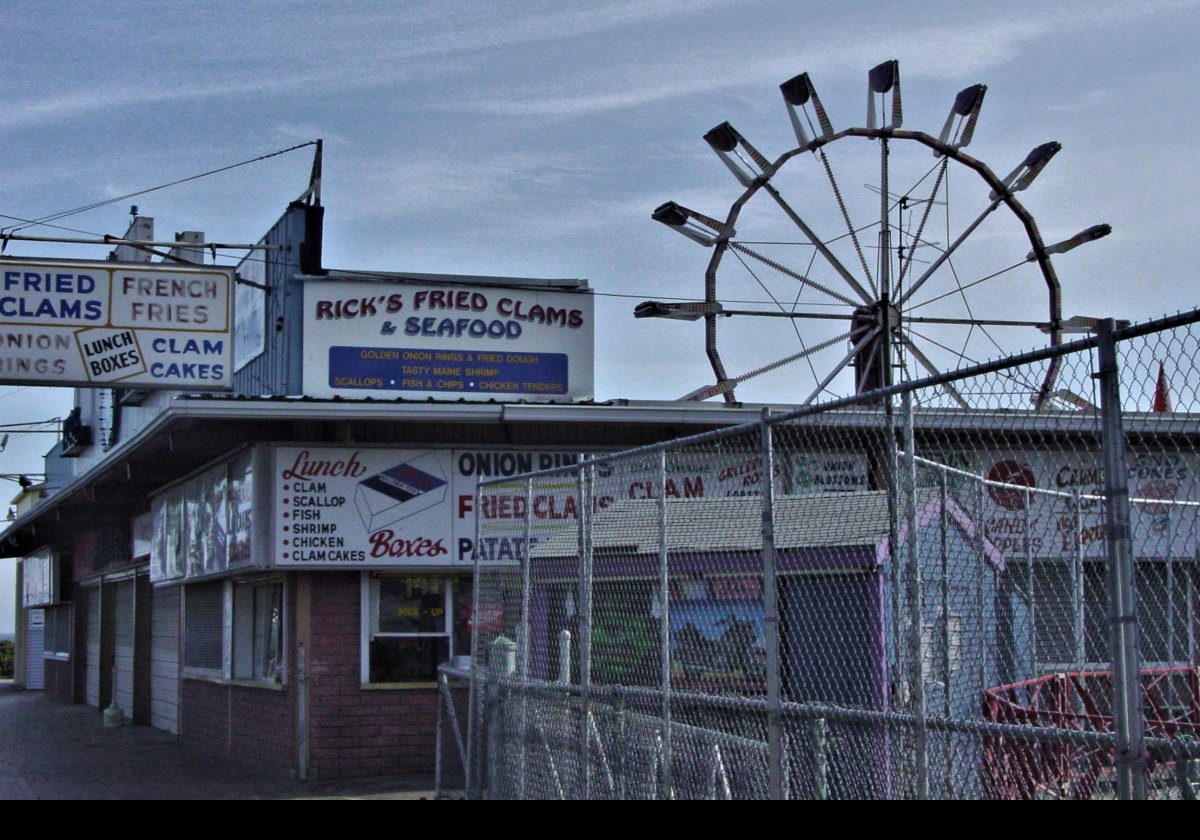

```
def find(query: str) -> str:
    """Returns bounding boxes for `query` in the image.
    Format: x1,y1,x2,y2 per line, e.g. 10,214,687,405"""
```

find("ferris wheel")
640,60,1111,408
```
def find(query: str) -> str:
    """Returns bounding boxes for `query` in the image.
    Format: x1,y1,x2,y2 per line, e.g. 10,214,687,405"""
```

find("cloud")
442,2,1199,118
0,1,746,134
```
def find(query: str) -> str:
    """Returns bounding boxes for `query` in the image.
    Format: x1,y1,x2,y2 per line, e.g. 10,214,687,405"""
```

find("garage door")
782,571,886,799
85,588,100,707
150,586,181,734
114,581,135,720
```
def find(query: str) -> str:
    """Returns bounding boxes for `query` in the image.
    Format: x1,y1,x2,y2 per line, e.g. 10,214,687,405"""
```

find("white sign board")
21,549,57,607
965,449,1200,561
271,446,871,569
273,446,583,568
302,281,594,401
0,259,233,390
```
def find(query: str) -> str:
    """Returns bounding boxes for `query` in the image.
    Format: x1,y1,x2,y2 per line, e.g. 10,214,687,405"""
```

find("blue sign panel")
328,346,569,397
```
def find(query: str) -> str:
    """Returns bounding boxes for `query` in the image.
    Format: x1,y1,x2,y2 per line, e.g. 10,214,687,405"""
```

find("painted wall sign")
301,281,594,400
273,446,585,568
21,549,57,607
271,445,871,571
0,258,234,390
962,449,1200,561
587,450,869,501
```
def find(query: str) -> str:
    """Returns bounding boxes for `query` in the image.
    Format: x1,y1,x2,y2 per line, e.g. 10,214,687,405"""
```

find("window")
43,605,72,658
366,575,472,683
185,578,286,683
233,580,283,682
151,449,256,583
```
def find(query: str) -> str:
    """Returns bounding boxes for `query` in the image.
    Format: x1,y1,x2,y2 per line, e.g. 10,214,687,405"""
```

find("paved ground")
0,681,441,799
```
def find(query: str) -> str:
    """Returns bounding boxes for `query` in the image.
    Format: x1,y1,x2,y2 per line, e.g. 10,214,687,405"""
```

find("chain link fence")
466,312,1200,799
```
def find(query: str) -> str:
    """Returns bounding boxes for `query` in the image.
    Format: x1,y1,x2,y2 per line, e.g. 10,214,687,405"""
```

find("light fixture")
779,72,834,147
634,300,724,321
937,84,986,150
866,60,902,130
702,122,774,187
1040,313,1132,334
651,201,735,246
992,141,1061,198
1029,224,1112,259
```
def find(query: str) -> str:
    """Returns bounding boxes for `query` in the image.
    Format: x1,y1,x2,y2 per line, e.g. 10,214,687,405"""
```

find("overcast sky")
0,2,1198,605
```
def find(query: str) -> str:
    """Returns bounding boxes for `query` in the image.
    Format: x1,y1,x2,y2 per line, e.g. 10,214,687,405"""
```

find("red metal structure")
983,667,1200,799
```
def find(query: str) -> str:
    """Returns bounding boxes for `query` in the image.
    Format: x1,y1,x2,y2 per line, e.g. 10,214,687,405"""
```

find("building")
0,194,792,780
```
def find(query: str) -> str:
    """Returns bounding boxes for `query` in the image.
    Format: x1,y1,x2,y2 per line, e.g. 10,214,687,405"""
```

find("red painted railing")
982,666,1200,799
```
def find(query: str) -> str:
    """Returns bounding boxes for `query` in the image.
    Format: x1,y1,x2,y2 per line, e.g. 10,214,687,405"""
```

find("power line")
1,141,319,235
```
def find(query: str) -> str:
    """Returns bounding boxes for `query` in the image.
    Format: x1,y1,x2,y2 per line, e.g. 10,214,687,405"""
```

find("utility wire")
1,141,318,235
0,214,106,239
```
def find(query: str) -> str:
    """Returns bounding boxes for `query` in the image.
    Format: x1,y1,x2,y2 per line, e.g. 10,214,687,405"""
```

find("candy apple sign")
0,258,234,390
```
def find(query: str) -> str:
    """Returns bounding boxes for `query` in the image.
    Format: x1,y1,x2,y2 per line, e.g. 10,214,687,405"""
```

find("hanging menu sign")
274,446,588,568
0,258,234,390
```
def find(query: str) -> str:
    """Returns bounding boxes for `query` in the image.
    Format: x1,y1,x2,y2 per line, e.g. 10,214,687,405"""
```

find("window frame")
233,577,285,683
42,604,72,660
361,573,472,685
183,575,287,685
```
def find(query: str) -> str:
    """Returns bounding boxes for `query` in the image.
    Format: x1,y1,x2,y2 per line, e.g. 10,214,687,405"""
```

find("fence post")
1166,507,1176,664
467,481,486,800
1095,318,1147,800
657,449,674,800
975,475,987,704
1025,486,1036,676
811,717,829,800
1073,491,1085,662
901,390,929,799
940,470,953,796
517,476,534,799
577,462,595,799
761,409,784,799
886,392,903,799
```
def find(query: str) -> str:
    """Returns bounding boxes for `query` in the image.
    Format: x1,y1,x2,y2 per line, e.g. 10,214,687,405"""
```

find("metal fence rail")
468,312,1200,799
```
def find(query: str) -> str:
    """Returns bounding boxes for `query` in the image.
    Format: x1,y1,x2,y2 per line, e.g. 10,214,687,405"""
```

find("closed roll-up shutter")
184,581,224,672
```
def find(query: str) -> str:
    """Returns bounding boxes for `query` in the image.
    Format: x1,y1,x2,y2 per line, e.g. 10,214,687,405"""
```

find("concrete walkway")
0,682,440,799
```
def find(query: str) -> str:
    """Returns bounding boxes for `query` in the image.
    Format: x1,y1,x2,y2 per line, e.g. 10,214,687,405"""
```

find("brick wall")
306,573,438,780
179,577,298,774
178,571,441,781
181,679,296,773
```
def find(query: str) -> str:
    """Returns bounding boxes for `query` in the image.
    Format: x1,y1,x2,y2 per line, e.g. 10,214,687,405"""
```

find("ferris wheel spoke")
761,182,875,305
897,196,1003,308
803,325,880,404
896,159,948,292
905,324,1049,400
907,259,1027,313
816,148,876,295
728,242,861,307
681,324,859,400
897,331,970,408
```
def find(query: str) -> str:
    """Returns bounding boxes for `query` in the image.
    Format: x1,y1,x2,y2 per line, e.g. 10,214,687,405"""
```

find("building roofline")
0,396,783,554
303,270,590,291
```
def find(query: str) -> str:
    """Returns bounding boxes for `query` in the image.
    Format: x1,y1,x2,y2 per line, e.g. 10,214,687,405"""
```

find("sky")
0,1,1198,627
